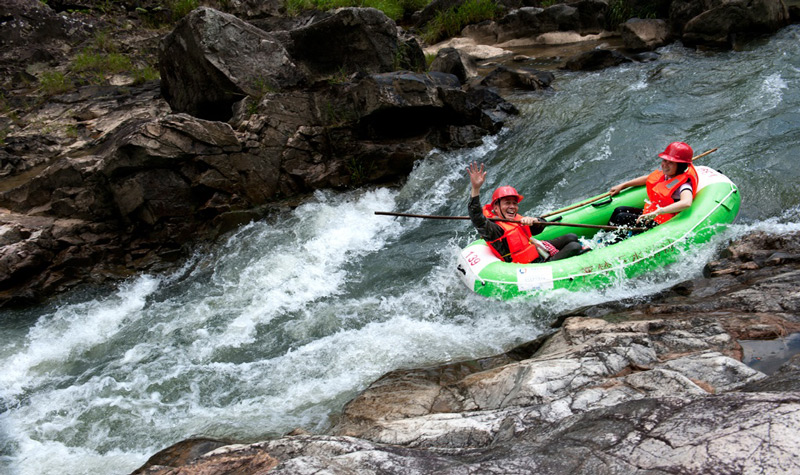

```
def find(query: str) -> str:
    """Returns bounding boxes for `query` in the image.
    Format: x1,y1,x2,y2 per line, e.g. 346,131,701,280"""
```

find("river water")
2,26,800,474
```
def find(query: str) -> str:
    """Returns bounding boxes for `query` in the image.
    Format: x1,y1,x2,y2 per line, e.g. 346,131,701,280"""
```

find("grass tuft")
421,0,499,44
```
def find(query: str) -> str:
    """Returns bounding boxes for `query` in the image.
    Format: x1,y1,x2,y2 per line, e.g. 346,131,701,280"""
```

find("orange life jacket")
644,165,699,224
482,205,541,263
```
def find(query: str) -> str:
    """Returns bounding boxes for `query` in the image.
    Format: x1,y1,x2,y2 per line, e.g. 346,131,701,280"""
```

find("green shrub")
170,0,200,19
39,71,72,95
285,0,426,21
422,0,499,44
71,51,134,84
424,52,437,68
133,65,161,84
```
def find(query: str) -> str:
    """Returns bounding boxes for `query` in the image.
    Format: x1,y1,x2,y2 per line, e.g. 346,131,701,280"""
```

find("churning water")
2,26,800,474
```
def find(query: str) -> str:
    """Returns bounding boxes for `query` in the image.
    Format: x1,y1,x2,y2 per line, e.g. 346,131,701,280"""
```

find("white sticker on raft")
695,165,733,192
458,244,496,289
460,244,495,274
517,266,554,291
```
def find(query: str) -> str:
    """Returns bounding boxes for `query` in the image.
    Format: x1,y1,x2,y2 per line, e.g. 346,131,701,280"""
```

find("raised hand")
467,162,486,195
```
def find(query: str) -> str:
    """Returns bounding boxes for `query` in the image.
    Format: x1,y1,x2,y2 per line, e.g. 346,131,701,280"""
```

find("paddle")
539,147,719,218
373,211,648,232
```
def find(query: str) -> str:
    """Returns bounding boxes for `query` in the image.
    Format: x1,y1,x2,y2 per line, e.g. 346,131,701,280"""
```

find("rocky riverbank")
134,231,800,473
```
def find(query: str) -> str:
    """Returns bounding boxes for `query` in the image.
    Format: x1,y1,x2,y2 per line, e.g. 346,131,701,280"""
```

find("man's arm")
468,195,504,241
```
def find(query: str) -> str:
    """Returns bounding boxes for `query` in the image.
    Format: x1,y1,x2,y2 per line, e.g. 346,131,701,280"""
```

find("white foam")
0,277,160,398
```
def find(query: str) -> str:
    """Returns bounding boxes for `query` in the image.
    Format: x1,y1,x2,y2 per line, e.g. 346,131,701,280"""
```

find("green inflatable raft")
456,166,741,299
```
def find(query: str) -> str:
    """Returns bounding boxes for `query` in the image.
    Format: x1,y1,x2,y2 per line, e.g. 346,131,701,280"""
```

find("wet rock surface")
136,231,800,474
0,4,516,307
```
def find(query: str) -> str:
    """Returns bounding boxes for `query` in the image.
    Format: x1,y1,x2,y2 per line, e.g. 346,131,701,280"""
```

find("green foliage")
285,0,427,21
92,30,117,53
422,0,499,44
71,51,133,84
0,128,7,146
65,124,79,139
345,156,373,186
39,71,72,95
170,0,200,19
71,31,159,86
425,52,437,69
326,66,351,85
133,65,161,84
252,76,276,96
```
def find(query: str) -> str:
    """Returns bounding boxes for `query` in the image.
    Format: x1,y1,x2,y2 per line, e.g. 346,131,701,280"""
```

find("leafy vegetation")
421,0,499,44
170,0,200,19
39,71,72,96
285,0,428,21
35,29,161,95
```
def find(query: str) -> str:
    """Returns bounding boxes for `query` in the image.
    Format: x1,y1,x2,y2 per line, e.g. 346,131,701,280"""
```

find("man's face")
493,196,519,218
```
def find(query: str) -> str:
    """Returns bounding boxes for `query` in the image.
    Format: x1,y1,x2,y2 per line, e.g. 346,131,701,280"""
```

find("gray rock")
620,18,671,51
429,47,478,83
671,0,790,48
159,7,303,121
562,48,633,71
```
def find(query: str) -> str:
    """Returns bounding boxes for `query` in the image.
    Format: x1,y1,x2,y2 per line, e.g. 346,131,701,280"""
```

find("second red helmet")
491,186,523,204
658,142,694,163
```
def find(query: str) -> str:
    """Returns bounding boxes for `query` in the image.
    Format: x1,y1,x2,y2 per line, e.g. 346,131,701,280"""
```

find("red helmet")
658,142,694,163
491,186,523,204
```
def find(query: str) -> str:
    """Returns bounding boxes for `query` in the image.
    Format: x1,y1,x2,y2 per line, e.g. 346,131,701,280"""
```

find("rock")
671,0,791,48
0,0,94,92
620,18,671,51
330,316,760,447
425,37,510,60
131,437,230,474
287,7,411,79
219,0,284,20
159,7,419,121
740,352,800,392
159,7,303,121
146,386,800,474
562,48,633,71
493,0,609,45
429,47,478,83
478,65,554,90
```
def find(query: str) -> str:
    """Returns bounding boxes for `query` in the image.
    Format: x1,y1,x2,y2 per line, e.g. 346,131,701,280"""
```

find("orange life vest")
644,165,699,224
482,205,541,263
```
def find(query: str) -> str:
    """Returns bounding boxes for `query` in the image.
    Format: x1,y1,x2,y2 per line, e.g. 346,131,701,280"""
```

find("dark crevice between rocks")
356,106,465,141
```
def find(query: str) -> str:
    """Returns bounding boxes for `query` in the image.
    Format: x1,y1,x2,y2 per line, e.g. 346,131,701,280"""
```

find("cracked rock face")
331,317,764,449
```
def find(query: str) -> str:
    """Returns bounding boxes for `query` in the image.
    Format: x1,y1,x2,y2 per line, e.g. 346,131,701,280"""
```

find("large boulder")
159,7,424,122
670,0,790,48
286,7,408,79
429,47,479,83
620,18,672,51
485,0,608,45
159,7,303,121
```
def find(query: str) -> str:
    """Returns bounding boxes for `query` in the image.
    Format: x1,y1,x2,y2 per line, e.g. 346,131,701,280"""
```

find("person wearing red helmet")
607,141,699,230
467,162,583,263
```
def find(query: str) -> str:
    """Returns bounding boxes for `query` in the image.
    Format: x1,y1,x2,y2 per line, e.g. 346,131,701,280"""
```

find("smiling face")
661,158,679,178
493,196,519,219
